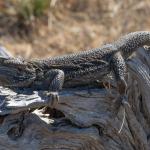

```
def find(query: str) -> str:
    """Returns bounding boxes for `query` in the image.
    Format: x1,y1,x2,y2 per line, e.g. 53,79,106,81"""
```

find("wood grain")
0,47,149,150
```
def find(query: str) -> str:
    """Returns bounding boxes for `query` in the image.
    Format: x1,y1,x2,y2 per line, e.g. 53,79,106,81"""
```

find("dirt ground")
0,0,150,59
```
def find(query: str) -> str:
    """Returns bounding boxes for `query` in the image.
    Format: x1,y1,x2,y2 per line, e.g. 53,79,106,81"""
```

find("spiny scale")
0,31,150,92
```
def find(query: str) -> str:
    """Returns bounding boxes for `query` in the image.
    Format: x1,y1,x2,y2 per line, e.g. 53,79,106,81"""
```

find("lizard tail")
114,31,150,58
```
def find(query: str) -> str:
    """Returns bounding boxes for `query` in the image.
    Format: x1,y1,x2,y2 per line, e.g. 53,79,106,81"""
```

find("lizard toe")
46,92,59,108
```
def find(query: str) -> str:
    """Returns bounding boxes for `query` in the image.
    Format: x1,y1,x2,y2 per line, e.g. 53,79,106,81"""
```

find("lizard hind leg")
111,52,131,133
111,52,128,103
44,69,65,108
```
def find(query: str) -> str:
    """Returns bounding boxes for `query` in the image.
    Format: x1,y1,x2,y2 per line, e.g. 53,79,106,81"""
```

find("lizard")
0,31,150,107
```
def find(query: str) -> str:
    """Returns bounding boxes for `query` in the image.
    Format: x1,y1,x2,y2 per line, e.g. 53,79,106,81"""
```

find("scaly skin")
0,31,150,97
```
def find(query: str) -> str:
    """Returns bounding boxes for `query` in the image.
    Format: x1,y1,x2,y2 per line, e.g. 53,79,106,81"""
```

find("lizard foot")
46,92,59,108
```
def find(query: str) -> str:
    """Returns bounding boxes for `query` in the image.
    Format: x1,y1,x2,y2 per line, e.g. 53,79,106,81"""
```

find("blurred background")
0,0,150,59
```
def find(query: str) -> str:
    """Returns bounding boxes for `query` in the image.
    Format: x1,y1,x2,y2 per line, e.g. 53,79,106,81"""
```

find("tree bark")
0,47,149,150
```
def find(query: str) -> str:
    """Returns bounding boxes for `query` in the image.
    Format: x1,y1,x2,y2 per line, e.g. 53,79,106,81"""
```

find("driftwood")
0,47,149,150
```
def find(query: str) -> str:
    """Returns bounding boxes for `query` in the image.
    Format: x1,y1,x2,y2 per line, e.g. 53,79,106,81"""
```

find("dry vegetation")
0,0,150,58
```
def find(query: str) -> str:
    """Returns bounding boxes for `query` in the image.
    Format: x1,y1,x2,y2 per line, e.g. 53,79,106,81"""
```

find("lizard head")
0,57,36,88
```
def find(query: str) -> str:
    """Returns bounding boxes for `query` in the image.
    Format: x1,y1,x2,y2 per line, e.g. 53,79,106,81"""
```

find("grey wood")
0,47,149,150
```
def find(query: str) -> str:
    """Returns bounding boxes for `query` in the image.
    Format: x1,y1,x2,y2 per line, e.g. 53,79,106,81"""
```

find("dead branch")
0,47,149,150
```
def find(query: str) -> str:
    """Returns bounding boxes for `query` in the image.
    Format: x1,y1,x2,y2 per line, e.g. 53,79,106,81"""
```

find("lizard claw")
46,92,59,108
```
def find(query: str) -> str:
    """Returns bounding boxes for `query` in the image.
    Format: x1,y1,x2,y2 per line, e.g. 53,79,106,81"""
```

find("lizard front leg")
44,69,65,107
111,52,127,103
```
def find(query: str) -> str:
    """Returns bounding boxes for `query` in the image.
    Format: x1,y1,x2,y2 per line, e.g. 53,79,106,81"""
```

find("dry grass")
0,0,150,58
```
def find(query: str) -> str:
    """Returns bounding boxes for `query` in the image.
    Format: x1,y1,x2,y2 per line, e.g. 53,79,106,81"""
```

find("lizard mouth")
0,65,35,87
0,75,11,85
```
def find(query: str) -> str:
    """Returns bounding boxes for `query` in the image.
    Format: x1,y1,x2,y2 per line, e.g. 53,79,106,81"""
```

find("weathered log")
0,47,149,150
